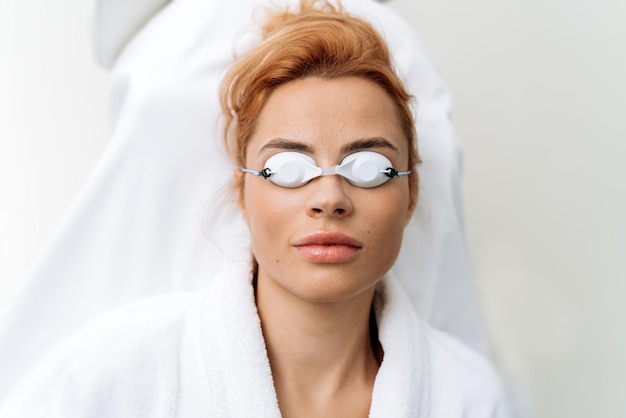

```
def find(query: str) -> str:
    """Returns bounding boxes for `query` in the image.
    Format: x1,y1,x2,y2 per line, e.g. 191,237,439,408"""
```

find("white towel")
1,261,507,417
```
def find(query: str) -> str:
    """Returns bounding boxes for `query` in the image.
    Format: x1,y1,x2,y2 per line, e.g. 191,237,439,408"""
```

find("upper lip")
292,231,363,248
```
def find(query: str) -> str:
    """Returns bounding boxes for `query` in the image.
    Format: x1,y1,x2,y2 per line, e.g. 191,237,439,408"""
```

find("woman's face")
239,77,416,303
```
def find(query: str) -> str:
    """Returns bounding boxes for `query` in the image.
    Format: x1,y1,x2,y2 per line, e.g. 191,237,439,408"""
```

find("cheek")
364,189,410,253
243,185,271,233
360,186,411,222
242,184,300,253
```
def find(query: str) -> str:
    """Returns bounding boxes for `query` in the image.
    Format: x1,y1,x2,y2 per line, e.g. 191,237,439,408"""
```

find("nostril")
334,208,345,215
312,208,323,213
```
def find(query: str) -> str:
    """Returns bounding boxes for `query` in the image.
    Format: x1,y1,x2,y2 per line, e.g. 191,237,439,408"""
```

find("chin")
283,268,384,304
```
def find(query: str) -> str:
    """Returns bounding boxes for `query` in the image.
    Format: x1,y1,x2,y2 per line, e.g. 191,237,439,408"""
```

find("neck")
255,272,381,415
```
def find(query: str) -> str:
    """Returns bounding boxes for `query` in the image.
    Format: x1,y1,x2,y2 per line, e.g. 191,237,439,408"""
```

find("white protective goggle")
241,151,410,188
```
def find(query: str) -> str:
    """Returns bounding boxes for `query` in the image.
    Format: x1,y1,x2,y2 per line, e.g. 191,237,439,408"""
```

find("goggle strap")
241,168,273,179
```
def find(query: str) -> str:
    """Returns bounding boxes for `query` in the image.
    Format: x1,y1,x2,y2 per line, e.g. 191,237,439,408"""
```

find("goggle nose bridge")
320,166,339,176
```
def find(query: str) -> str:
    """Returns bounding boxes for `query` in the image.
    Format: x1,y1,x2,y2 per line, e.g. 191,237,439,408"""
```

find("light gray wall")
389,1,626,417
0,0,108,302
1,1,624,417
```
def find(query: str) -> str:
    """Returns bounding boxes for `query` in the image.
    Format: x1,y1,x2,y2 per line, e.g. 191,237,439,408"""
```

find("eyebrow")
259,138,314,154
340,137,399,154
258,136,398,155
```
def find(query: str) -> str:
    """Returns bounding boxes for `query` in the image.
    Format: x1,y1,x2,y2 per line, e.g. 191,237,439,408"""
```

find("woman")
1,1,507,416
0,0,488,399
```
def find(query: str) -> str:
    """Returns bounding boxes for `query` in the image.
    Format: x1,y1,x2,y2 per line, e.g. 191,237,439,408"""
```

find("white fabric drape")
0,0,488,399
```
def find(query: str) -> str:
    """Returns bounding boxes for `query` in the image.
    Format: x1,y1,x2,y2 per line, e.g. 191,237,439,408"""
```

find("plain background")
1,0,625,417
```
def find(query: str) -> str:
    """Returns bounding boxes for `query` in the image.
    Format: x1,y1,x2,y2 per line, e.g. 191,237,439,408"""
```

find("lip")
292,231,362,263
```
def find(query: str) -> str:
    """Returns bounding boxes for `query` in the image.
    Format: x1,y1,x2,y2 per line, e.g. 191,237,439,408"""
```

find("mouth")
292,232,362,263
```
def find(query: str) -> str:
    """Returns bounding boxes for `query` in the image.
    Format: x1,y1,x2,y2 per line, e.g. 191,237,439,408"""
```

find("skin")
237,77,416,417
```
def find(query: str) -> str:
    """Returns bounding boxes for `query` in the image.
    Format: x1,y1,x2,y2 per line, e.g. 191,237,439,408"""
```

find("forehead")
246,77,407,159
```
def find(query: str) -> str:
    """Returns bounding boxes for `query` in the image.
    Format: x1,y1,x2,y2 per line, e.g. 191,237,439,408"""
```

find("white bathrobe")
0,261,509,417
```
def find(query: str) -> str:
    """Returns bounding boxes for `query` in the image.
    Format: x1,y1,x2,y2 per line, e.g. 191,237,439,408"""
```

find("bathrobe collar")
201,262,430,417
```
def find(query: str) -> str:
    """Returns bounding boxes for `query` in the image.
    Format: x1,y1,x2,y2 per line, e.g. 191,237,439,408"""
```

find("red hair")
220,0,420,194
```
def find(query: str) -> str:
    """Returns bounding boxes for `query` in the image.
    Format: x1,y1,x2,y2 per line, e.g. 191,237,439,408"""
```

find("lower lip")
294,244,361,263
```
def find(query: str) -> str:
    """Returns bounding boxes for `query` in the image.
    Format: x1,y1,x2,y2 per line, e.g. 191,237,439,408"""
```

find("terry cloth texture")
1,262,509,417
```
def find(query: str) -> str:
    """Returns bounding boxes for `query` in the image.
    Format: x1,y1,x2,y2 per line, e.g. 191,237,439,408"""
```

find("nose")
306,175,353,218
